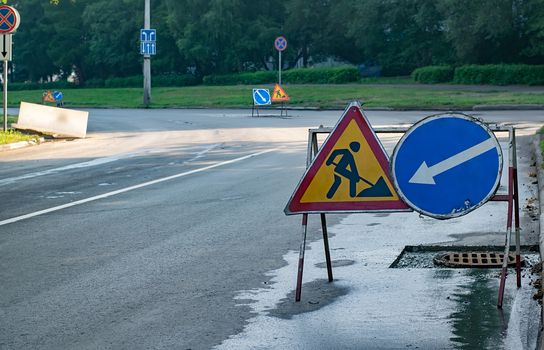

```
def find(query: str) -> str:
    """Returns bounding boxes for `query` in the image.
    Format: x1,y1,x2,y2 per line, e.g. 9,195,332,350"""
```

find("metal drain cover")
434,252,524,268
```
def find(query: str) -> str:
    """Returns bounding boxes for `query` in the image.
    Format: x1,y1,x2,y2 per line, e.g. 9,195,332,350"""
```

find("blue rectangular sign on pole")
140,29,156,42
140,29,156,56
140,42,156,55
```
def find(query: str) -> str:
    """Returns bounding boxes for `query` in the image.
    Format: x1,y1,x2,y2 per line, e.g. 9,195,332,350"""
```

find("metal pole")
512,129,521,288
295,213,308,302
498,130,515,309
3,60,7,132
143,0,151,107
278,51,282,85
320,213,333,282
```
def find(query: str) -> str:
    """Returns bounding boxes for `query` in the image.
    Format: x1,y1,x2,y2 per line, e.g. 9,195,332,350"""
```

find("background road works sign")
285,102,410,214
272,84,289,102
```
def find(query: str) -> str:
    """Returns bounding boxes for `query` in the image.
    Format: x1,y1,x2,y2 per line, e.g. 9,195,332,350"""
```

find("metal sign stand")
251,100,260,117
2,58,7,132
490,127,521,308
294,125,521,307
280,102,288,118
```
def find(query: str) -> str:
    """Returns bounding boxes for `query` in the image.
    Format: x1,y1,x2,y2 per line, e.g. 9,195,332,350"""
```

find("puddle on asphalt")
266,279,350,320
449,270,510,349
390,245,541,349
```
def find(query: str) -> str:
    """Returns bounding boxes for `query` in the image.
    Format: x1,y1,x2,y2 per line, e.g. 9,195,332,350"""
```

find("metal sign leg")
498,166,514,308
320,213,333,282
514,168,521,288
512,130,521,288
295,213,308,302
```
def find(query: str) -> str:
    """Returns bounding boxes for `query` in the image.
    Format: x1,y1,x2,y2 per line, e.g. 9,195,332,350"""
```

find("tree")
284,0,332,67
347,0,450,75
12,0,58,81
42,0,89,82
82,0,142,79
438,0,530,64
521,0,544,62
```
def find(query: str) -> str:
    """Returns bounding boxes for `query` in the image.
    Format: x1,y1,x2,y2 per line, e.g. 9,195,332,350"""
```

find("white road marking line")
0,148,278,227
0,144,222,187
0,156,125,187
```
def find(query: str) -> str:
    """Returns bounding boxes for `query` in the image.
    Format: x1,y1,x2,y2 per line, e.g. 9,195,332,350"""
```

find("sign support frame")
278,50,282,85
293,123,521,307
3,59,6,132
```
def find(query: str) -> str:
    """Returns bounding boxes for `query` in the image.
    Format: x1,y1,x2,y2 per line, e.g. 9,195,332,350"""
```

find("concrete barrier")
12,102,88,138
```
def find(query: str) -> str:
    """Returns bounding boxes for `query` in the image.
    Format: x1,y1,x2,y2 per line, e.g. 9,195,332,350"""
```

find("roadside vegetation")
8,1,544,86
0,115,40,145
7,82,543,110
0,129,40,145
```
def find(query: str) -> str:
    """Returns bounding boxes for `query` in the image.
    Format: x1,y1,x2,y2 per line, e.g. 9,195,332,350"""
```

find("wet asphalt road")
0,108,543,349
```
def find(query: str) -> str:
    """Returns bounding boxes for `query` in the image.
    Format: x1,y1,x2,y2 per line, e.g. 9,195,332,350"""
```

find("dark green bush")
104,76,142,88
283,66,359,84
412,66,454,84
203,66,360,85
453,64,544,85
153,74,200,87
83,78,105,88
10,81,77,91
203,71,276,85
103,74,199,88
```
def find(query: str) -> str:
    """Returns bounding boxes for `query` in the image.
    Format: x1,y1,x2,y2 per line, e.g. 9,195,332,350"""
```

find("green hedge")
285,66,360,84
10,80,76,91
412,65,454,84
453,64,544,85
203,71,276,85
412,64,544,85
203,66,360,85
102,74,199,88
10,74,199,90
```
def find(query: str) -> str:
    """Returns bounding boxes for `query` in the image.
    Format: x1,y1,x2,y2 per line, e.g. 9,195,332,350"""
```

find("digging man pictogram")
326,141,393,199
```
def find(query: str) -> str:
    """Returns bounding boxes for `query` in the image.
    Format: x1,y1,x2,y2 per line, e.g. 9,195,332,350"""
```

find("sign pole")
512,129,521,288
143,0,151,107
274,36,286,86
3,59,7,132
278,50,281,85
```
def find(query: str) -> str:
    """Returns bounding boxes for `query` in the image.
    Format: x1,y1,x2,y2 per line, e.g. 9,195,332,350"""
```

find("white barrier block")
13,102,88,138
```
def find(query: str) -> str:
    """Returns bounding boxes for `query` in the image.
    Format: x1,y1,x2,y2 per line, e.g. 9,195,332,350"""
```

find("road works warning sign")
285,103,410,214
272,84,289,102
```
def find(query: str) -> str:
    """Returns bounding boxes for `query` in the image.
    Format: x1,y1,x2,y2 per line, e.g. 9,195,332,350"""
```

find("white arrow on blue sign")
53,91,63,101
140,29,156,42
141,42,156,55
252,89,271,106
390,114,502,219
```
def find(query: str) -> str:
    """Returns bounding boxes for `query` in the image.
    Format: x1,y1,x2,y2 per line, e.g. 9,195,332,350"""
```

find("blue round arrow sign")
390,114,502,219
53,91,63,101
252,88,271,105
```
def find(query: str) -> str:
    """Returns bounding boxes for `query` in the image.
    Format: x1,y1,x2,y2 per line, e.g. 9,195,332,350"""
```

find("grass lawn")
0,115,42,145
6,83,544,110
0,129,40,145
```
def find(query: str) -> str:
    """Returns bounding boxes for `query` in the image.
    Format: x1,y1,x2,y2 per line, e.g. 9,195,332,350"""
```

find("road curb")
534,132,544,350
0,137,44,152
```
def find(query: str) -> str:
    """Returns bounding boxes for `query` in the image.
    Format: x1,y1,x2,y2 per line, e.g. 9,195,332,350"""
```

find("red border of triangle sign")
285,102,410,214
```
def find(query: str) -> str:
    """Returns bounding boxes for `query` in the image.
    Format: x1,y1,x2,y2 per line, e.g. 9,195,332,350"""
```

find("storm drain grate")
434,252,524,268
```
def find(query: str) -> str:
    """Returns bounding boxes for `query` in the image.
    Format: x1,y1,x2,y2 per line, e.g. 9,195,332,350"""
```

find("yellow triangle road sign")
272,84,289,102
285,102,410,214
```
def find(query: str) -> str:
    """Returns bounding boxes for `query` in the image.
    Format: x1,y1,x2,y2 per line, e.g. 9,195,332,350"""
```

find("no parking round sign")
0,6,20,34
